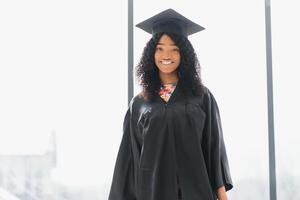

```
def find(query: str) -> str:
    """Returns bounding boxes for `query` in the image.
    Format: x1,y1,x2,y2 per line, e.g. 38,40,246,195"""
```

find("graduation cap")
136,8,205,37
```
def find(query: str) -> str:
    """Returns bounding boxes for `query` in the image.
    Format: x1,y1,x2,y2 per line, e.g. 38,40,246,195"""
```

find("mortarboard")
136,8,205,37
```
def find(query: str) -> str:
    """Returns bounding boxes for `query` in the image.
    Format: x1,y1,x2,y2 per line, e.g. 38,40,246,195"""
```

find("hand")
216,186,228,200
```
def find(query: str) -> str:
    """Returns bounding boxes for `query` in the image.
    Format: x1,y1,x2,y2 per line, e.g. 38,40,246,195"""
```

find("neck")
159,71,179,85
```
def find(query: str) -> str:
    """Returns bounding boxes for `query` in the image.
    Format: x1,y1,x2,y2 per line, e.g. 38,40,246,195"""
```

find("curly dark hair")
135,32,205,102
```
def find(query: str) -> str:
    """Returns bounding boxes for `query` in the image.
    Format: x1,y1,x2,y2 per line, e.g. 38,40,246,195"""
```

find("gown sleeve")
201,88,233,194
108,108,136,200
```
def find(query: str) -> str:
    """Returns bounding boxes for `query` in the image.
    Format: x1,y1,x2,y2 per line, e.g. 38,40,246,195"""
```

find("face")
154,34,181,75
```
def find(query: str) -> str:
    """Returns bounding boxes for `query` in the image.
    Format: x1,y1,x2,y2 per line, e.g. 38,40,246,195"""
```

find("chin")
159,69,177,74
158,67,178,73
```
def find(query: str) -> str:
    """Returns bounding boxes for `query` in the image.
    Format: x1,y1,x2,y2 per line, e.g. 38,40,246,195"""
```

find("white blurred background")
0,0,299,199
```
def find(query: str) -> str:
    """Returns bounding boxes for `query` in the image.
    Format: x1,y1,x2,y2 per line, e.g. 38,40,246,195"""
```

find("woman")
108,9,233,200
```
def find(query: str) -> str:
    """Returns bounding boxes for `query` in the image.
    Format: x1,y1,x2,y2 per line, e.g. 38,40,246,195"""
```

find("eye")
173,48,179,52
156,47,163,51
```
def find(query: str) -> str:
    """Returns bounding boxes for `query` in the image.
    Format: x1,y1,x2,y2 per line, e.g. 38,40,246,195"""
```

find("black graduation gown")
108,79,233,200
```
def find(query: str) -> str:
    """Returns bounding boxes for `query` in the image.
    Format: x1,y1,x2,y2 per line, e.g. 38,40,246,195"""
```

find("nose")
162,51,172,59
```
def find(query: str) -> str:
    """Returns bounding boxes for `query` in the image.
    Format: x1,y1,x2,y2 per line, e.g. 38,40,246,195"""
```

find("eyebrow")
157,42,178,46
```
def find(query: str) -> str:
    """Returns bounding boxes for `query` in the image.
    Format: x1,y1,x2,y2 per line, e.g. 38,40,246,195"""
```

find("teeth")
161,61,172,65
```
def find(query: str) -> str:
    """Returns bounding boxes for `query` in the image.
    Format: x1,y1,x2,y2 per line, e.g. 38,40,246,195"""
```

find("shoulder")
198,85,220,110
129,92,147,107
202,85,218,101
191,85,209,102
128,92,151,116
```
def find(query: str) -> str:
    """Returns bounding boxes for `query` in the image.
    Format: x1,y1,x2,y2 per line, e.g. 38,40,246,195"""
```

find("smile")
161,60,173,65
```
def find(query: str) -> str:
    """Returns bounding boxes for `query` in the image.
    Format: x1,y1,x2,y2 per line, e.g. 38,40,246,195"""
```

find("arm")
108,108,136,200
201,88,233,198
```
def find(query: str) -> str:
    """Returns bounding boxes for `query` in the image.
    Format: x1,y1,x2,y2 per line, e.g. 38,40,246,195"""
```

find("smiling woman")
108,9,233,200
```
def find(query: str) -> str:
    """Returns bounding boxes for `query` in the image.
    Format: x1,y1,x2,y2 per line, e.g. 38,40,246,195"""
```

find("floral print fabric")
158,82,177,103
